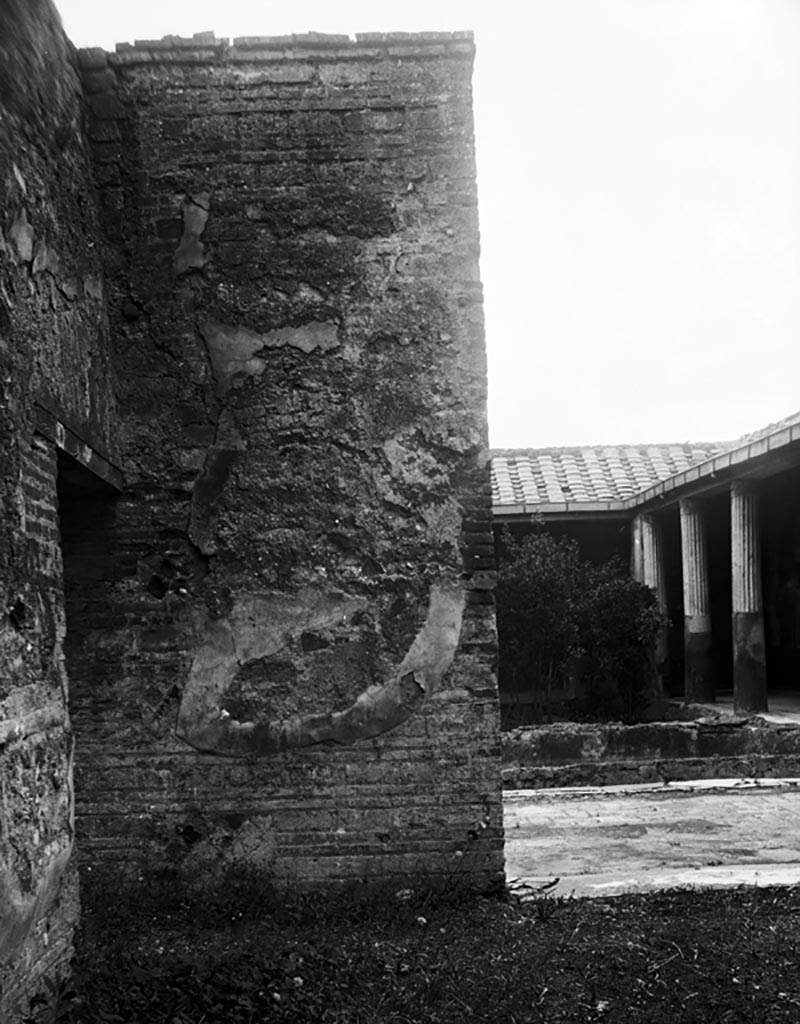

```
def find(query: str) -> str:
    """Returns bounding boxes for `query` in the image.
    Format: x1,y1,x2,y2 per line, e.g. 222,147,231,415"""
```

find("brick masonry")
0,438,80,1016
1,10,503,1016
66,29,503,894
0,1,118,1016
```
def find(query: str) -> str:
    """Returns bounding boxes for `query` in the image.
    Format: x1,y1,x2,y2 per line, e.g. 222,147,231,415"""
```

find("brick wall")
0,438,80,1015
0,3,117,451
70,33,504,892
0,1,117,1016
0,19,503,1011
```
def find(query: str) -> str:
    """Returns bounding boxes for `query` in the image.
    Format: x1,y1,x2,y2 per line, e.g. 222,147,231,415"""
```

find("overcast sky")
57,0,800,448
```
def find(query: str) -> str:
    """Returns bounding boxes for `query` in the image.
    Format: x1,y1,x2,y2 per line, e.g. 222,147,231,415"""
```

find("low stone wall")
502,719,800,788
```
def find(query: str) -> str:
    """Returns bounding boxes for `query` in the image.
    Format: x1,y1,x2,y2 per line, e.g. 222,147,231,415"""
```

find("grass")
29,875,800,1024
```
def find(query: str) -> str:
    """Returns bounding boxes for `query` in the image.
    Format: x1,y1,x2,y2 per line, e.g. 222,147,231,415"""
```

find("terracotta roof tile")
491,411,800,510
491,443,724,507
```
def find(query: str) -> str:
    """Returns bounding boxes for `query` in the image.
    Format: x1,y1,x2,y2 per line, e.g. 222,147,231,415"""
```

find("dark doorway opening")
57,450,118,869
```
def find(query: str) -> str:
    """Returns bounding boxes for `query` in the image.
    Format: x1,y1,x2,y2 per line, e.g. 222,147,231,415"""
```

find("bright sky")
57,0,800,448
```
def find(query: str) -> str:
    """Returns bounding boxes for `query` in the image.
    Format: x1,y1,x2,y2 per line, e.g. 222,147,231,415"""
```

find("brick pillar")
680,498,714,702
632,513,667,698
731,481,768,712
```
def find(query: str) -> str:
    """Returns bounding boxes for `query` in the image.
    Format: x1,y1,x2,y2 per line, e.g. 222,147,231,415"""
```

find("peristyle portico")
493,412,800,714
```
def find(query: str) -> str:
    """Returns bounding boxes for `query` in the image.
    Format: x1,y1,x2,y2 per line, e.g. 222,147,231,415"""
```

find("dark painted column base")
733,611,768,713
684,626,714,702
646,629,667,702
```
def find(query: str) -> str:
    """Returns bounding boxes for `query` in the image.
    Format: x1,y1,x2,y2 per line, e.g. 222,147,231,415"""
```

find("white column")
630,514,644,583
679,498,714,701
641,514,667,610
632,513,667,699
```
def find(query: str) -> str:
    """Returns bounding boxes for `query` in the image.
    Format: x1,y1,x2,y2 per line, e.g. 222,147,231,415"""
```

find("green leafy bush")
497,529,664,724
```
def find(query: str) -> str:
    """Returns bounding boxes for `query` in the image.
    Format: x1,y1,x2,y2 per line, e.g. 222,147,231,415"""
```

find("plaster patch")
12,164,26,194
381,439,439,485
262,321,340,355
189,409,246,554
174,192,210,274
177,582,464,756
9,209,34,264
83,275,103,300
0,845,71,964
200,319,340,396
199,321,266,395
31,240,59,276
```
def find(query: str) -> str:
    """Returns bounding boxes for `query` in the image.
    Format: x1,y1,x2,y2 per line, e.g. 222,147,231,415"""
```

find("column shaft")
680,498,714,702
634,513,667,699
731,481,767,712
630,515,644,583
641,514,667,607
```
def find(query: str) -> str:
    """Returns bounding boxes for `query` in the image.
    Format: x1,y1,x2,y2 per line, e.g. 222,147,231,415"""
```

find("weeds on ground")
23,876,800,1024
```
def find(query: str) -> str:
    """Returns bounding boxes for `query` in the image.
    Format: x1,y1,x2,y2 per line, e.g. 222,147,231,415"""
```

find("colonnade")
631,481,767,712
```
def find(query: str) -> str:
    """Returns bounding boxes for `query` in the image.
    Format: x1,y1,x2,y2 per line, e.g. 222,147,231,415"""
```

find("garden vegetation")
24,873,800,1023
496,529,665,725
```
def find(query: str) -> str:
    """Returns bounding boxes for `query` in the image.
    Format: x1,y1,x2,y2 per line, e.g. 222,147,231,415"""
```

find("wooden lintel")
34,404,124,491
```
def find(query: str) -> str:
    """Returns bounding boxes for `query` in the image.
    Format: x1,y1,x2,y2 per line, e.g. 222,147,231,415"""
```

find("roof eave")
492,423,800,518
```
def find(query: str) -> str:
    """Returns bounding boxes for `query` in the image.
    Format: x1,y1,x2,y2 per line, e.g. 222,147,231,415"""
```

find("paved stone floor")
504,778,800,899
710,692,800,725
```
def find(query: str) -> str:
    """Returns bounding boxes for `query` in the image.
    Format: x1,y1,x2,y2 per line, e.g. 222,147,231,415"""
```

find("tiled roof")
492,443,725,508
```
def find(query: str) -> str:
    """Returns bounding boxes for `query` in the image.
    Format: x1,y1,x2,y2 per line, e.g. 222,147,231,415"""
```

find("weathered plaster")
64,30,502,897
8,208,35,263
200,319,341,396
189,408,246,555
177,582,464,756
174,192,210,274
0,735,74,965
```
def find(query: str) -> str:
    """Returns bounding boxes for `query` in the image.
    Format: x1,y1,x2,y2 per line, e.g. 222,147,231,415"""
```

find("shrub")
496,529,664,723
